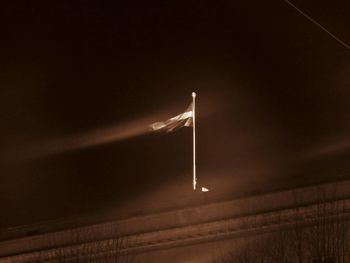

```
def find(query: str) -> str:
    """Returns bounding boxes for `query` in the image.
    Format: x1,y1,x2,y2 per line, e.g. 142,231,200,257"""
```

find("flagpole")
192,92,196,190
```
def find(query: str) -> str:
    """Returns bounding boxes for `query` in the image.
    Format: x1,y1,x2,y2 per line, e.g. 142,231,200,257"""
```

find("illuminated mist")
2,91,220,163
4,115,161,162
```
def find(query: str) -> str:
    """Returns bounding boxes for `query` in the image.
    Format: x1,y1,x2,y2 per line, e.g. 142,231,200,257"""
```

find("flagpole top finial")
192,92,196,98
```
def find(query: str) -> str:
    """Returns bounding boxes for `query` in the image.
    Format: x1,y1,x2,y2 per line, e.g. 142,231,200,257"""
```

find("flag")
149,103,193,132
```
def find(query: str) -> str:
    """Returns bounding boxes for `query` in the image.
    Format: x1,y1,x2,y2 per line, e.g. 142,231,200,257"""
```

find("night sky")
1,0,350,229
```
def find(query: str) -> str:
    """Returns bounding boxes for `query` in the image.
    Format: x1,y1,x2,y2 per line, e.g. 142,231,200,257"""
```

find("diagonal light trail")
282,0,350,51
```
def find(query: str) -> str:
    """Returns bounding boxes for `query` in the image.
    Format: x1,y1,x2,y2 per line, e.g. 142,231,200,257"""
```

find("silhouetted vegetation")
218,187,350,263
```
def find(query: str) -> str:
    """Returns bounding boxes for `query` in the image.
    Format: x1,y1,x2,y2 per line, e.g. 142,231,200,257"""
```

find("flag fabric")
149,103,193,132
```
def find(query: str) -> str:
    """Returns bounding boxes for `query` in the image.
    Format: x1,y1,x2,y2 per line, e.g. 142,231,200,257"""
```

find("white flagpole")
192,92,197,190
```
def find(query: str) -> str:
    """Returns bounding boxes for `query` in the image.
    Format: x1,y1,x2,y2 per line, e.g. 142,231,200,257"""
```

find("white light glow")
201,187,209,192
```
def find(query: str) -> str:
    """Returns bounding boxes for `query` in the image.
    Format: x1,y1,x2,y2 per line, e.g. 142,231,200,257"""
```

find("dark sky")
1,0,350,229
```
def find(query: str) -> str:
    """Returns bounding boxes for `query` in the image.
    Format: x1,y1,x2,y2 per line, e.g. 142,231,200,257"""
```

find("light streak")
4,115,164,161
303,138,350,161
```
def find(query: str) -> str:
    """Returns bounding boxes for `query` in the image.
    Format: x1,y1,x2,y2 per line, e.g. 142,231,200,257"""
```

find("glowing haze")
4,114,164,161
3,99,209,162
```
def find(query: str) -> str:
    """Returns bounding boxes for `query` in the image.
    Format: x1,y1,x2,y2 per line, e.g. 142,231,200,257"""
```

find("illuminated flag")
149,92,208,192
149,103,193,132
